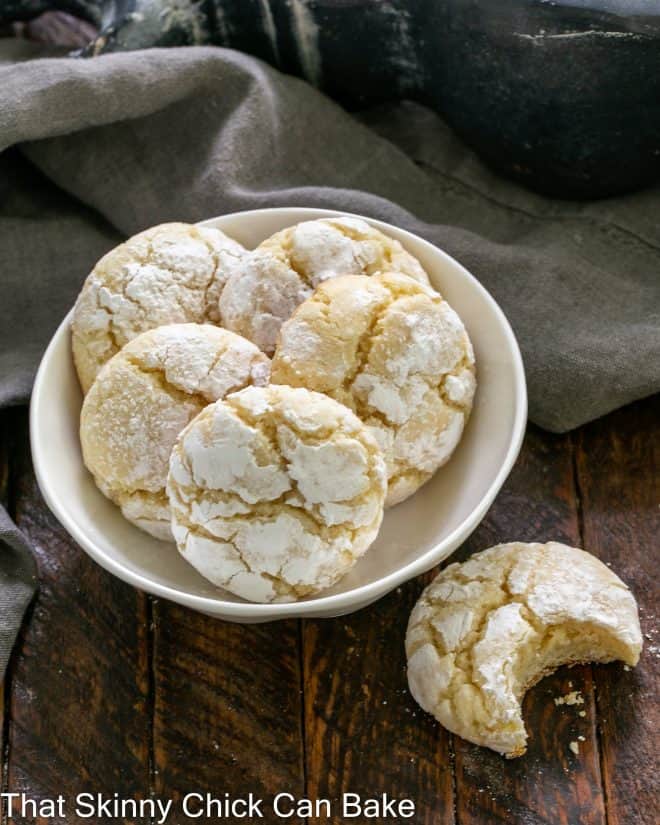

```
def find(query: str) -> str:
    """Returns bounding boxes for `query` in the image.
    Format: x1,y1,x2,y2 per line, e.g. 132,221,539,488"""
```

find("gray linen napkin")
0,41,658,674
0,509,37,670
2,42,659,429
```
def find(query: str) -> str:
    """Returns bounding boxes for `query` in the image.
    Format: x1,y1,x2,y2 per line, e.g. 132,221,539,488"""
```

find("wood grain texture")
0,397,657,825
5,413,151,825
303,578,456,825
303,575,454,825
451,427,605,825
152,601,305,823
301,427,605,825
575,397,660,825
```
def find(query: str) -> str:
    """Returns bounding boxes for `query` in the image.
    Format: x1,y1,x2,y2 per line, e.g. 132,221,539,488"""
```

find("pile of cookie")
73,217,643,758
74,217,476,603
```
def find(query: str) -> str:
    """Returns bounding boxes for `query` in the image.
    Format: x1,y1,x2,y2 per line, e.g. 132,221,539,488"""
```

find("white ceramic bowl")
30,208,526,621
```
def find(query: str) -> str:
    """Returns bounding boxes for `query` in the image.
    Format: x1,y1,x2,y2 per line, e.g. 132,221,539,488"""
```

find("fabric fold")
1,41,658,433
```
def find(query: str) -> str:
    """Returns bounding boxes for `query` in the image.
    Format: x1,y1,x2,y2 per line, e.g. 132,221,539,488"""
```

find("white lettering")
273,793,296,817
182,793,263,819
155,798,174,824
343,793,362,817
0,794,66,819
76,793,96,818
342,793,416,818
274,794,332,818
0,793,20,816
182,792,205,818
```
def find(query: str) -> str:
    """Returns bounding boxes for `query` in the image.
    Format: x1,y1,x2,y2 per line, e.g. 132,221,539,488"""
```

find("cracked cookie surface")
80,323,270,541
72,222,245,392
218,216,430,355
167,385,387,603
406,542,643,757
271,272,475,506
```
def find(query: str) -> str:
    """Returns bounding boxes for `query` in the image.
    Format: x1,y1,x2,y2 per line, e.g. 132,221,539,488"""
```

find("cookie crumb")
554,691,584,706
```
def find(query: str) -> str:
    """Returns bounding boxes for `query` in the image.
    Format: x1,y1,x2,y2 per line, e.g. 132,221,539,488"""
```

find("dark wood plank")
575,396,660,825
3,389,655,825
451,426,605,825
303,577,456,825
5,411,151,824
152,602,305,823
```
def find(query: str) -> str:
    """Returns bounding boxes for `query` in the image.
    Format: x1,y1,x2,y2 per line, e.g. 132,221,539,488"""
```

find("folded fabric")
2,41,659,432
0,507,38,674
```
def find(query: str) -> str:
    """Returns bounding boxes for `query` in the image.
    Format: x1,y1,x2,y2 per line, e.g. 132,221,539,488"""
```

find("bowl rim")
30,207,527,618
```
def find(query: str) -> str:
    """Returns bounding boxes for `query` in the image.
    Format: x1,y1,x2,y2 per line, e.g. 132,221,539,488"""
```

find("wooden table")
0,396,657,825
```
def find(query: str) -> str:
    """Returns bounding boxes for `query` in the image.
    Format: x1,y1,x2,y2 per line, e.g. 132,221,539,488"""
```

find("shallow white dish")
30,207,526,621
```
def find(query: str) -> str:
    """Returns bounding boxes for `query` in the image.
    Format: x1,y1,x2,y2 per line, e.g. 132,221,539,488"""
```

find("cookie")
167,385,387,602
405,542,643,757
72,222,245,392
271,272,475,506
80,323,270,540
218,216,429,354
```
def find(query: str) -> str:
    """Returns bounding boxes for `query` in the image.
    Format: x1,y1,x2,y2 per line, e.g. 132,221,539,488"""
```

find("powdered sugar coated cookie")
80,323,270,540
72,223,245,392
271,272,475,506
406,542,642,757
167,385,387,602
218,216,429,354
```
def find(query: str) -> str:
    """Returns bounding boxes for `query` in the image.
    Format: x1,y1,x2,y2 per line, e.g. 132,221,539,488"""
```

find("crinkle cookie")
406,542,643,757
218,216,429,354
72,222,245,392
271,272,475,506
80,324,270,541
167,385,387,603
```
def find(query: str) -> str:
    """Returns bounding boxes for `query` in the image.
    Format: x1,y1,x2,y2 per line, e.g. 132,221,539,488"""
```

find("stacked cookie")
75,217,476,603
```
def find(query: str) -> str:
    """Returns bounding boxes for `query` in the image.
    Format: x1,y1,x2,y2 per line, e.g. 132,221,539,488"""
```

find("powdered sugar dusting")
219,217,429,354
406,542,643,757
272,271,475,506
167,385,387,602
72,223,246,392
80,323,270,541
